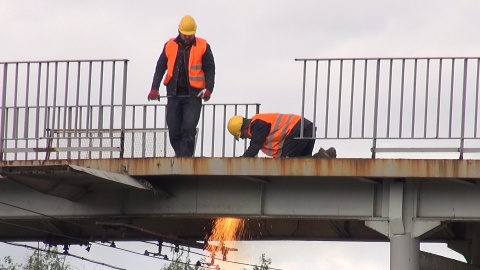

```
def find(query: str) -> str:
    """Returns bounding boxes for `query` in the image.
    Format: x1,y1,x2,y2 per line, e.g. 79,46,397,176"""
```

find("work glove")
147,89,159,101
197,89,212,101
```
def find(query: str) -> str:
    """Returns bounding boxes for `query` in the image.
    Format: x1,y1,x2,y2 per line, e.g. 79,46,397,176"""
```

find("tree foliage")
160,249,198,270
0,256,23,270
244,253,271,270
160,250,272,270
1,246,73,270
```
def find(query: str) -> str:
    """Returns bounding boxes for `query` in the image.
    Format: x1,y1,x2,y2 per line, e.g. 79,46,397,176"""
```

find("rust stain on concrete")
2,158,480,179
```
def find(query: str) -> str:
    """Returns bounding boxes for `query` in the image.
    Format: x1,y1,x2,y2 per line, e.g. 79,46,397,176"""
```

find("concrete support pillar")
391,232,420,270
367,179,438,270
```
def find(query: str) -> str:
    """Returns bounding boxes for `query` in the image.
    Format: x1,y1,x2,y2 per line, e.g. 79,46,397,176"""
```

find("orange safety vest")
163,37,207,89
248,113,301,157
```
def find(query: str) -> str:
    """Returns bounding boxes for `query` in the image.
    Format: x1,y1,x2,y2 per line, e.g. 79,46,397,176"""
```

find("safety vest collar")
173,34,198,47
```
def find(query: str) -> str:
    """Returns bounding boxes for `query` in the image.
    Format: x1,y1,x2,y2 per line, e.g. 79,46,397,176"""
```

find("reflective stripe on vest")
163,37,207,89
249,113,301,157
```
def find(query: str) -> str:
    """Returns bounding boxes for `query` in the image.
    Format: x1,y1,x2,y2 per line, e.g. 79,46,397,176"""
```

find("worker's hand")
197,89,212,101
203,89,211,101
147,89,159,101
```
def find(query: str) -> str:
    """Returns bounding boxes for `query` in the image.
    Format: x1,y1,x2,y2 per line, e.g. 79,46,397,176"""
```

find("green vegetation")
160,251,272,270
0,246,73,270
251,253,271,270
2,245,272,270
160,249,199,270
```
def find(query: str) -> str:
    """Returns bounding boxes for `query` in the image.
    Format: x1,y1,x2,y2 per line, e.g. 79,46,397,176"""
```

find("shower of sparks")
205,218,246,263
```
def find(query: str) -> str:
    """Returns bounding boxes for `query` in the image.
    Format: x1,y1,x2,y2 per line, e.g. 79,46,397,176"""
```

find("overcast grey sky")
2,0,480,269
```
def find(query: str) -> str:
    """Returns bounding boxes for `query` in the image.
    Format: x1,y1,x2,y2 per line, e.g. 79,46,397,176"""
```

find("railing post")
313,60,319,138
300,60,307,138
210,105,217,156
371,59,381,159
325,60,332,138
337,59,344,138
459,58,468,160
0,63,7,161
120,60,128,158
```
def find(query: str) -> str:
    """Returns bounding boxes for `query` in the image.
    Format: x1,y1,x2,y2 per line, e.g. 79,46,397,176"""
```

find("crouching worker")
227,113,336,158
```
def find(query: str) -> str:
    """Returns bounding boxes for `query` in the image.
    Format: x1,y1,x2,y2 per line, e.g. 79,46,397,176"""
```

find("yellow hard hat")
227,115,244,140
178,15,197,35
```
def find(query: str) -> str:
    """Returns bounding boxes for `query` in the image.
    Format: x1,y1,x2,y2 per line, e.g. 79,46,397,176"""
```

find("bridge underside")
1,216,390,244
1,157,480,264
0,216,468,248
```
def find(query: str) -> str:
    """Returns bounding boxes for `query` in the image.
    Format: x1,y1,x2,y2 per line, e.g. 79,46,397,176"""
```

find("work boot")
313,148,331,159
326,147,337,158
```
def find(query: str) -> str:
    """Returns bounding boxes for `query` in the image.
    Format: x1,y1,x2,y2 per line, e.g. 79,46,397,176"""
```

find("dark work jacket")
151,35,215,96
241,119,271,157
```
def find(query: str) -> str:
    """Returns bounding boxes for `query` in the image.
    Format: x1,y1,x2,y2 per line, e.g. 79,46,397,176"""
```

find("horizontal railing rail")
0,103,260,160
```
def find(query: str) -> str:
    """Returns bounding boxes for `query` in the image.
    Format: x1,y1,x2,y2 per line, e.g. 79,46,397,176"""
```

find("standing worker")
148,15,215,157
227,113,336,158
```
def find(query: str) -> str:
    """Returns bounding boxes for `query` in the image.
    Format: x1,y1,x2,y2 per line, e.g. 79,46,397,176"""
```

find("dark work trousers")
166,96,202,157
280,118,315,157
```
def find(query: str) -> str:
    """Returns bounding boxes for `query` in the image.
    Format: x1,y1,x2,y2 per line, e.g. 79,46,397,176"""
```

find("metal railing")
0,60,260,160
0,103,260,160
118,102,260,158
296,57,480,159
4,57,480,160
0,60,128,160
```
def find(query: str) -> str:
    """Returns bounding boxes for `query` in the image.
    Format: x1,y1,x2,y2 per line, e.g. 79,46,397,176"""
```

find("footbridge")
2,58,480,270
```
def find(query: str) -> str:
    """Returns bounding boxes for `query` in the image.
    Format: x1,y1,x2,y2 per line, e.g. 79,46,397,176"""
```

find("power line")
0,200,102,231
0,219,173,267
142,240,284,270
0,201,283,270
3,241,125,270
0,218,215,269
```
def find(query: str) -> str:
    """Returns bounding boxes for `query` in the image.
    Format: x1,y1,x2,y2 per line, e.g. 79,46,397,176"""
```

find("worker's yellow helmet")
178,15,197,35
227,115,244,140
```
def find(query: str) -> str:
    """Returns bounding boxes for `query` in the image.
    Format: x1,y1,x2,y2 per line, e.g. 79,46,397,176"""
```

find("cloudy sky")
2,0,480,269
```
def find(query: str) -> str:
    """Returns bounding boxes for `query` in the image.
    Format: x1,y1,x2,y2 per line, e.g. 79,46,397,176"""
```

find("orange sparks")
206,218,245,262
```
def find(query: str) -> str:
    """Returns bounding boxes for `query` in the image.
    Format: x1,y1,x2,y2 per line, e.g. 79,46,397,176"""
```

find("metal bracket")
365,220,389,237
413,220,441,238
120,164,128,174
